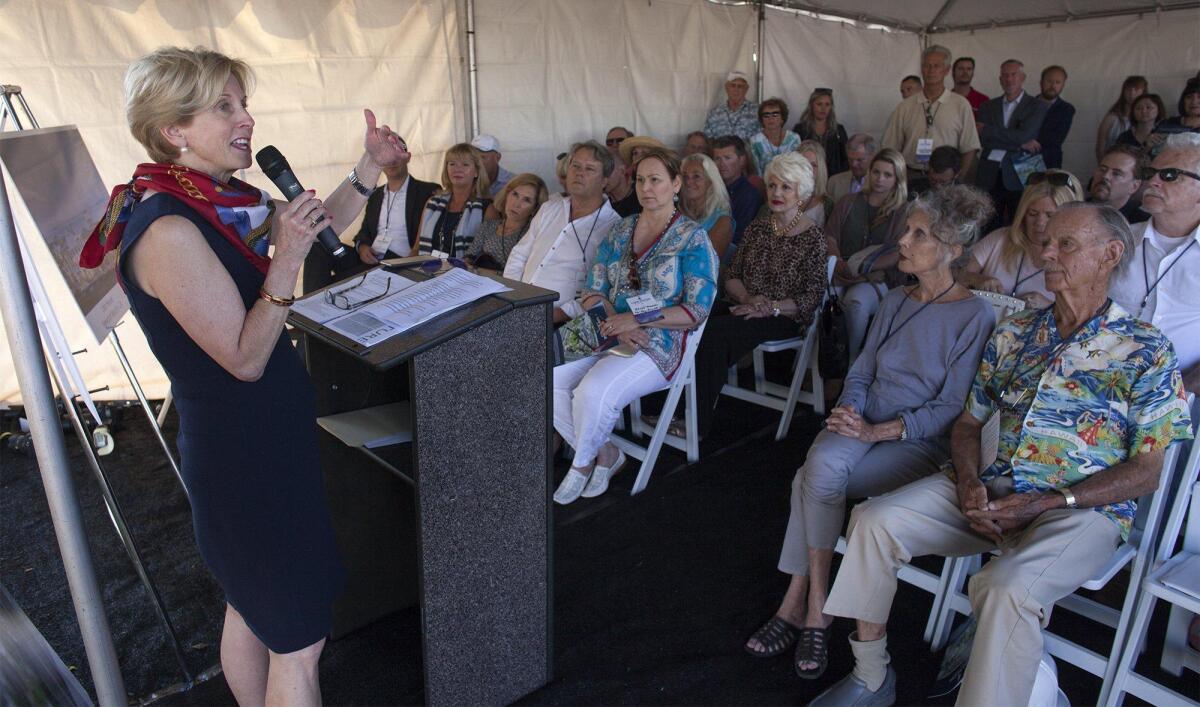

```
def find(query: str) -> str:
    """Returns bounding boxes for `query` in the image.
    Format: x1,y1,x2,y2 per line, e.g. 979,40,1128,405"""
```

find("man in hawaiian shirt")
812,202,1192,707
703,70,759,142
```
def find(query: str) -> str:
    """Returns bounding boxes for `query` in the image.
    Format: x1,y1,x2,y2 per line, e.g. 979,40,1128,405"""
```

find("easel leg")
109,328,184,491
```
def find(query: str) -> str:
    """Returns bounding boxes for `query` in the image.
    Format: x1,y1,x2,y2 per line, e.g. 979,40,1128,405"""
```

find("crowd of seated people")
311,49,1200,702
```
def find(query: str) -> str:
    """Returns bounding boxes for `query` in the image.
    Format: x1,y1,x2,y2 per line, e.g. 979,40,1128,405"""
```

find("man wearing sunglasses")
703,70,759,142
604,126,633,152
1109,133,1200,393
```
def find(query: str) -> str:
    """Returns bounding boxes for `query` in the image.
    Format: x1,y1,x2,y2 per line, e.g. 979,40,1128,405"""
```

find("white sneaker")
554,468,592,505
582,450,627,498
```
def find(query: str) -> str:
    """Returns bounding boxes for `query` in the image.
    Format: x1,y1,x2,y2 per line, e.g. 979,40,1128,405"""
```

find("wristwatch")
347,167,373,196
1054,486,1078,509
771,302,781,317
898,418,908,441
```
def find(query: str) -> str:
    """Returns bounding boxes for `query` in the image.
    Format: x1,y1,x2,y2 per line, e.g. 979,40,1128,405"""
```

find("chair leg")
1159,603,1191,676
629,396,644,437
630,375,687,495
1099,551,1157,704
810,339,825,416
930,556,974,652
753,348,767,395
1101,586,1159,707
684,373,700,463
776,339,815,442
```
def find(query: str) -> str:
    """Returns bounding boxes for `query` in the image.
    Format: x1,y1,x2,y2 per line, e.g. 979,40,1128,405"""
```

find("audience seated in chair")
1153,78,1200,139
906,145,961,197
679,153,734,261
824,147,909,361
712,134,765,249
796,140,831,226
344,136,438,271
465,173,548,271
682,130,710,157
957,177,1082,308
826,134,876,205
745,185,995,682
415,142,492,258
605,147,641,218
552,148,718,505
813,202,1192,707
1088,144,1149,224
471,133,513,198
693,152,827,441
750,97,802,177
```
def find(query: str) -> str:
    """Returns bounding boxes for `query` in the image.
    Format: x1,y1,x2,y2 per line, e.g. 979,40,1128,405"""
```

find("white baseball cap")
470,133,501,153
726,71,750,84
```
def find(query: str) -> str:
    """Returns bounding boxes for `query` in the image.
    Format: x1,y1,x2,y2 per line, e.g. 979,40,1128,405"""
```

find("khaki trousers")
823,473,1122,707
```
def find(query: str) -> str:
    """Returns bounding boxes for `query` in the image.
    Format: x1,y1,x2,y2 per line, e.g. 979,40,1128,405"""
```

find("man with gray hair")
882,45,980,185
813,202,1192,707
504,140,622,327
703,70,759,142
825,133,876,204
975,59,1048,224
1109,133,1200,392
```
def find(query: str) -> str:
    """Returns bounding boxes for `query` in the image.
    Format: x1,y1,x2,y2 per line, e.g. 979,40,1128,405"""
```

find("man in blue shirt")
703,71,759,142
711,135,763,250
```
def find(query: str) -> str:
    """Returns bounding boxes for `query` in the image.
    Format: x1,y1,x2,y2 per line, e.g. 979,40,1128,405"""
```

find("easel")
1,85,194,688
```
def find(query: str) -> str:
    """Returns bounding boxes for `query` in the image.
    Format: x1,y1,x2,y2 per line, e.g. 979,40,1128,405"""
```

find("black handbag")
817,284,850,380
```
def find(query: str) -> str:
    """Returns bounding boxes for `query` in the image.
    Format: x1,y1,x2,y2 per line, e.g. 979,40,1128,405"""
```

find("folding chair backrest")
969,289,1025,323
825,254,837,286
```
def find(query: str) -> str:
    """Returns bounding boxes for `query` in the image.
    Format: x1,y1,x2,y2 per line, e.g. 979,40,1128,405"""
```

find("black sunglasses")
1027,171,1071,187
1139,166,1200,183
760,111,782,119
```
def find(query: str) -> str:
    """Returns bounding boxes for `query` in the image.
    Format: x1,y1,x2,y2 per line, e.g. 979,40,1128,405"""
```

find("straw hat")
618,135,670,165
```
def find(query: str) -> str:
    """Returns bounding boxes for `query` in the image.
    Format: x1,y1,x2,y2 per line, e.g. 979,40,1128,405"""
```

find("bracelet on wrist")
258,287,295,307
347,167,373,197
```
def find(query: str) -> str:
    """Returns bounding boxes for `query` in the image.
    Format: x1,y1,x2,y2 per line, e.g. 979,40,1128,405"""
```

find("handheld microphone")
255,145,349,260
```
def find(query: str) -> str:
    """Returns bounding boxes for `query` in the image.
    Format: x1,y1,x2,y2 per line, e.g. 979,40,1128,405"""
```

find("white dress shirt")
1109,219,1200,371
372,176,410,256
503,196,622,318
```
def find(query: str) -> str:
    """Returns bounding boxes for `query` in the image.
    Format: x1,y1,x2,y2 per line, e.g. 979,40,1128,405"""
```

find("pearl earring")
180,145,189,153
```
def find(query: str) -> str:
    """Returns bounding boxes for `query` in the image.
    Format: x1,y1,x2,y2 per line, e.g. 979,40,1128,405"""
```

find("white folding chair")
721,256,837,441
1106,437,1200,706
611,319,708,496
925,436,1189,699
969,289,1026,322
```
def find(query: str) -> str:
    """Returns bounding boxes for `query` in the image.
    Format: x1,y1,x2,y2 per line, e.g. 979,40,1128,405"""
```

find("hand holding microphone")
256,145,349,261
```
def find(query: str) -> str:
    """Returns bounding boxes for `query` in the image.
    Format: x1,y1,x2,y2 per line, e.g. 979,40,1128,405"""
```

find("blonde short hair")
125,46,255,163
439,143,491,199
764,152,815,203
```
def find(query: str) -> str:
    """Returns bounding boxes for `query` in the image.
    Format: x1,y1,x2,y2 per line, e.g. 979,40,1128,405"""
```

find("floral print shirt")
582,213,719,379
961,302,1192,539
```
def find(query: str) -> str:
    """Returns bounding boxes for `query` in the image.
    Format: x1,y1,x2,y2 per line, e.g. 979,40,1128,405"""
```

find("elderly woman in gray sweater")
745,185,996,679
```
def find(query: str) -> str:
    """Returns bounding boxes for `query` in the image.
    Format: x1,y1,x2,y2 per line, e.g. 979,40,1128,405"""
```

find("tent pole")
755,0,765,102
465,0,480,138
0,149,126,705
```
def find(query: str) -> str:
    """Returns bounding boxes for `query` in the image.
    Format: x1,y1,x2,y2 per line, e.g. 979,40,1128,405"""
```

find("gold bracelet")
258,288,294,307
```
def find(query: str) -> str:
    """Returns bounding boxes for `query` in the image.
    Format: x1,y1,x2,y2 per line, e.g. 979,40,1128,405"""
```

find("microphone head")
255,145,289,179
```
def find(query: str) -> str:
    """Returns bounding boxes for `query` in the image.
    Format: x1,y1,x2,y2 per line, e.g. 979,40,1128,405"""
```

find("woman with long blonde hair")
680,153,734,259
957,178,1081,308
797,139,831,226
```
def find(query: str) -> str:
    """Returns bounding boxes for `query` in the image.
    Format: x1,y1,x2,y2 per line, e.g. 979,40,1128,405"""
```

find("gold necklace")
771,208,805,237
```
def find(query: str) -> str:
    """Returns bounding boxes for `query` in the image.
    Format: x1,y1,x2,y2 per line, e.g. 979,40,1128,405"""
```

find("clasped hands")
730,294,775,319
600,312,650,348
825,405,880,443
956,475,1055,543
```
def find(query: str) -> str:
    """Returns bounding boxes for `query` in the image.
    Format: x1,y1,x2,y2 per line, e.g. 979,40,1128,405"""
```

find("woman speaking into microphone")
79,46,405,704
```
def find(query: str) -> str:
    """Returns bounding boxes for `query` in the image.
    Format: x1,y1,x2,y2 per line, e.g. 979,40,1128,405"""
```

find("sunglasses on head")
1139,166,1200,183
1027,171,1071,187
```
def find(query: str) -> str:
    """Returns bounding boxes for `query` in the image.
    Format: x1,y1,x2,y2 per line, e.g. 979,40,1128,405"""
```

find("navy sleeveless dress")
119,194,345,653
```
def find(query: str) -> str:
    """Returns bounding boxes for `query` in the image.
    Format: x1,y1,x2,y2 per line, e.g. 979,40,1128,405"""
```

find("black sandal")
794,626,831,679
744,616,801,658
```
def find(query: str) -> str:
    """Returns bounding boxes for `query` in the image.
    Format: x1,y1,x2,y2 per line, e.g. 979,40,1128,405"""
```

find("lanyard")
989,300,1112,407
879,282,956,349
1139,236,1197,315
569,207,602,264
923,100,940,131
1010,251,1044,298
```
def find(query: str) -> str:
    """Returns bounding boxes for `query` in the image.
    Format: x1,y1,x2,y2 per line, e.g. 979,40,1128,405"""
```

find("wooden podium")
289,267,557,706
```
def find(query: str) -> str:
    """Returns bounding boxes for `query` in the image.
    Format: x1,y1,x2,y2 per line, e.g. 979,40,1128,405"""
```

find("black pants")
695,301,801,436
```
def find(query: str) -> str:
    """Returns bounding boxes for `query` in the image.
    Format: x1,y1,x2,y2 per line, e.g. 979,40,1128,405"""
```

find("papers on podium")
292,268,511,348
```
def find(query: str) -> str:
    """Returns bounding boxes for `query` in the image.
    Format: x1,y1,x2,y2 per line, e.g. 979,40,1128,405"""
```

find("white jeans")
553,351,668,468
836,281,888,361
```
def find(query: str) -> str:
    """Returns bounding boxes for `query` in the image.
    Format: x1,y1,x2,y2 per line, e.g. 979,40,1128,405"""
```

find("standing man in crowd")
503,141,622,327
1089,145,1149,224
826,133,876,203
975,59,1048,224
1109,134,1200,391
711,135,763,247
882,45,980,186
1029,65,1076,169
951,56,989,118
704,71,759,142
472,133,513,197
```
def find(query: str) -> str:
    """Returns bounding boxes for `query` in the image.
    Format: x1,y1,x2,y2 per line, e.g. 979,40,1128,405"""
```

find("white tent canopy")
0,0,1197,405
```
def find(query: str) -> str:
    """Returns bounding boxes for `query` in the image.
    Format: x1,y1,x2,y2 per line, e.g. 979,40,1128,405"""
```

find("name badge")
980,411,1001,471
987,148,1006,163
627,293,664,323
916,138,934,163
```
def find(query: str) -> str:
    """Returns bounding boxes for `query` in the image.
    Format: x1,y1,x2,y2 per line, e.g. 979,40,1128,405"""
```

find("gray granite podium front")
290,267,556,706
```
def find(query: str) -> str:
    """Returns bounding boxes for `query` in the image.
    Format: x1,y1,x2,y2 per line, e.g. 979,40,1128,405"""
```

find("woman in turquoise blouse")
553,147,718,504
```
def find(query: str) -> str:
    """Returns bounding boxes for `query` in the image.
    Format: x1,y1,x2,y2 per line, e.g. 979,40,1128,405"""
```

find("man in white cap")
470,133,513,197
703,70,759,142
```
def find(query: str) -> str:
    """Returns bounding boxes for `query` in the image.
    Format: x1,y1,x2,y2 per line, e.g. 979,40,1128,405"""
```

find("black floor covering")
1,387,1194,705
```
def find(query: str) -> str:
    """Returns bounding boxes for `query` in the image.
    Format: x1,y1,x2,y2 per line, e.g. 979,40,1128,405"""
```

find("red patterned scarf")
79,162,274,275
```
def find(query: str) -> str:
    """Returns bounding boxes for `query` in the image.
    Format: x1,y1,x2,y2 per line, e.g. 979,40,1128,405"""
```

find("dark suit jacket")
1037,98,1075,169
301,175,440,293
975,93,1048,193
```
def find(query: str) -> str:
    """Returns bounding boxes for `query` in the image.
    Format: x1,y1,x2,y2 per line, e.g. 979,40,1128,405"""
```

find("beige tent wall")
0,0,466,405
762,6,921,145
473,0,759,184
936,9,1200,180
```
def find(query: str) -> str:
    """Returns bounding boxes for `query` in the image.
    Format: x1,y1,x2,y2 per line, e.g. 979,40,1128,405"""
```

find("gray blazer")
975,93,1048,193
